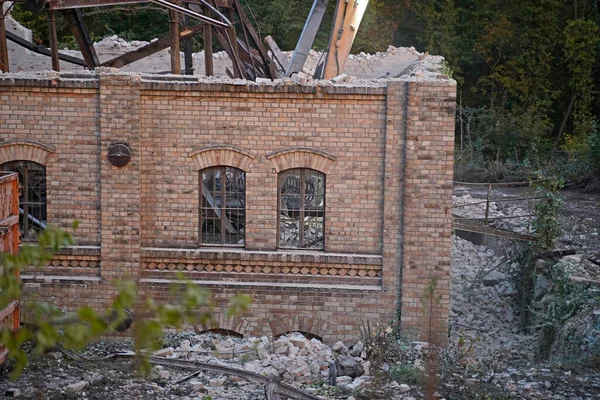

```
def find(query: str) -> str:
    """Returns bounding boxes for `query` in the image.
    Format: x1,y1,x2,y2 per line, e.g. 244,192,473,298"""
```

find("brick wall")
0,73,455,344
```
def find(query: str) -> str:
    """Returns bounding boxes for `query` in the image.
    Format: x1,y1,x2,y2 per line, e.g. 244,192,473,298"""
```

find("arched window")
200,166,246,246
278,169,325,249
0,161,47,240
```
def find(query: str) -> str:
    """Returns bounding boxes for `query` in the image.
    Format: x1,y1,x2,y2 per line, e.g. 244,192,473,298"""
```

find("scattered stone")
534,274,551,301
336,375,352,385
331,73,352,83
153,347,174,357
243,360,262,373
289,334,307,349
209,376,227,387
46,351,63,360
65,381,89,393
142,383,164,392
336,355,364,378
344,376,370,391
350,341,364,357
483,270,507,286
332,341,347,353
189,379,205,391
399,383,411,393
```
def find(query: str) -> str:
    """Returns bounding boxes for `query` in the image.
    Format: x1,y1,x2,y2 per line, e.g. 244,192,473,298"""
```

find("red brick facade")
0,73,455,344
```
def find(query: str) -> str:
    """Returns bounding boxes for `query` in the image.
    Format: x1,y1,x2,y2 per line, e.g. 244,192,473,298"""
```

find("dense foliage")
10,0,600,184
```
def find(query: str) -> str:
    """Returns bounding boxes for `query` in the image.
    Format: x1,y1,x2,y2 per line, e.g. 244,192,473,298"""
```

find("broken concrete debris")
65,380,89,393
4,12,447,83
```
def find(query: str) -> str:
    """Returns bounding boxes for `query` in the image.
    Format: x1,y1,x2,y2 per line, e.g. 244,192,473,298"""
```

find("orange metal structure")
0,171,20,365
322,0,370,79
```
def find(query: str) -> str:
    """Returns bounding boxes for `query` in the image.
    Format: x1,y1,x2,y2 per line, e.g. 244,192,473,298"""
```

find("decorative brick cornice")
0,139,56,166
266,146,337,174
189,144,257,171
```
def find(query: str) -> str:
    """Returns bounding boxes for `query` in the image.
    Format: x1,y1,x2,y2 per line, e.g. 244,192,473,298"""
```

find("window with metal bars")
278,169,325,250
199,166,246,246
0,161,47,241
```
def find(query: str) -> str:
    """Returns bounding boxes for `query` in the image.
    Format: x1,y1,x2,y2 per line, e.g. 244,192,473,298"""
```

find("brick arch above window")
266,146,337,174
189,144,257,171
0,139,56,166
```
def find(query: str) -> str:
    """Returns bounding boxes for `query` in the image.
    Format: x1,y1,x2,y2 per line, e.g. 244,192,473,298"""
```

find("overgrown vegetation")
515,179,564,332
535,262,591,360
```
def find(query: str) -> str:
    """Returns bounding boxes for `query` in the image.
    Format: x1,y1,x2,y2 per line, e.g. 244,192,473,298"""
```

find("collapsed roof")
1,1,452,83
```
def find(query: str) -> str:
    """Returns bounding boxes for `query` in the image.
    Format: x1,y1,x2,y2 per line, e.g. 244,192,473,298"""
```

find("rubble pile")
453,193,534,233
450,236,536,361
155,332,383,395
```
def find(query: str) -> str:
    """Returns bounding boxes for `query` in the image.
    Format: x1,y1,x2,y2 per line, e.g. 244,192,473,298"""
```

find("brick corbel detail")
189,144,257,171
266,147,337,174
0,139,56,165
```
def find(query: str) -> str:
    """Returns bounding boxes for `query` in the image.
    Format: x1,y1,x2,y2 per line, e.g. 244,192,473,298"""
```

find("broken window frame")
277,168,325,250
199,166,246,247
0,160,47,241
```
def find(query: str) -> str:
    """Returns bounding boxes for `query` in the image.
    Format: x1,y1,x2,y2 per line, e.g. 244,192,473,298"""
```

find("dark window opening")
278,168,325,250
274,331,323,342
196,328,244,339
0,161,47,241
200,166,245,246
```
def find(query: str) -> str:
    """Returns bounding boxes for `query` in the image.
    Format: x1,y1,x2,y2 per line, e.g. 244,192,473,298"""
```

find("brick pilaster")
99,74,141,284
400,81,456,345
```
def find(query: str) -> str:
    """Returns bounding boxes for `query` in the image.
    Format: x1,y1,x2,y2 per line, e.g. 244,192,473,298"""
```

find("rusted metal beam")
151,0,230,28
168,9,181,74
6,30,86,65
49,0,231,28
203,17,213,75
49,0,147,9
265,35,287,72
226,7,241,78
48,9,60,71
182,4,193,74
49,0,233,9
0,5,9,73
232,0,276,79
100,23,203,68
67,9,99,68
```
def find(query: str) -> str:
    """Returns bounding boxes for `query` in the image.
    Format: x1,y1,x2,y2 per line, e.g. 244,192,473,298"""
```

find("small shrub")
390,364,425,386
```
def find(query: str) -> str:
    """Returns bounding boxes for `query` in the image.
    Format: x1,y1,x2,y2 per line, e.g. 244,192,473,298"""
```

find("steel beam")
265,36,286,71
6,31,86,66
232,0,276,79
49,0,233,9
285,0,328,77
183,5,193,74
151,0,230,28
101,23,203,68
48,9,60,71
49,0,147,9
67,9,100,68
203,16,213,75
0,5,9,73
168,9,181,74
